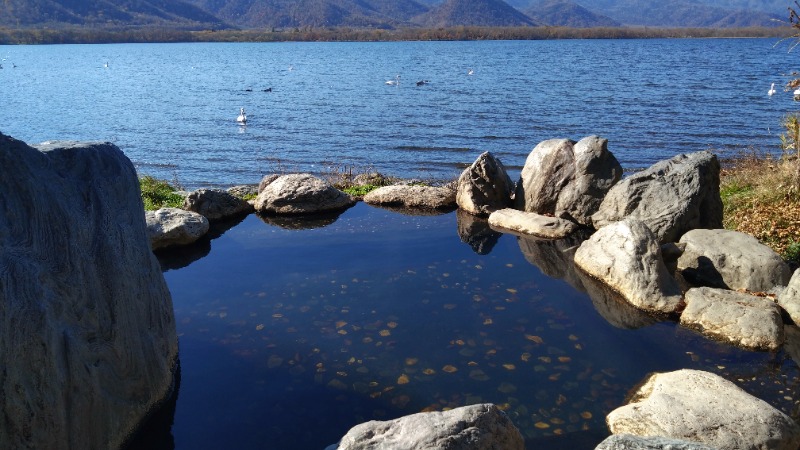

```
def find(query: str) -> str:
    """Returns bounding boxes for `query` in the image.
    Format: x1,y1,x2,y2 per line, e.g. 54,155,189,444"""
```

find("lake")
0,38,795,188
2,39,799,449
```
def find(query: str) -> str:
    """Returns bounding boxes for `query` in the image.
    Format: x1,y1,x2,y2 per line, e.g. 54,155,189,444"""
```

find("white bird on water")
769,83,777,96
468,68,474,75
237,107,247,124
385,75,400,86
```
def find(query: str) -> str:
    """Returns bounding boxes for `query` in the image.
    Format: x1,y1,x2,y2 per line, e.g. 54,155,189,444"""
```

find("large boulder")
456,151,514,216
607,369,800,450
514,135,622,226
363,184,456,210
334,403,524,450
0,135,178,449
677,229,791,292
778,269,800,325
573,219,683,315
145,207,210,250
592,151,723,243
595,434,717,450
183,188,254,220
254,173,355,215
489,208,578,239
680,287,784,352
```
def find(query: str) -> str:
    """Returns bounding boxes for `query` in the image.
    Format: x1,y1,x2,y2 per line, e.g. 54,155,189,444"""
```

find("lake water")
0,38,795,188
3,39,800,449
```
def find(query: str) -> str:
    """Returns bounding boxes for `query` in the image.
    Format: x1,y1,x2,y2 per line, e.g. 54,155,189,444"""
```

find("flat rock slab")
677,229,790,292
680,287,784,352
595,434,717,450
574,219,683,315
363,185,456,210
607,369,800,450
488,208,578,239
335,403,524,450
145,207,209,250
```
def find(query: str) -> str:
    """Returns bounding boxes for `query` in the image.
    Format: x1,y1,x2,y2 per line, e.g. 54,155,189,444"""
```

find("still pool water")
128,202,800,449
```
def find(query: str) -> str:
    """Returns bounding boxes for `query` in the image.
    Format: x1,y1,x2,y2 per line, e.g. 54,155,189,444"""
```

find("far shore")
0,25,792,45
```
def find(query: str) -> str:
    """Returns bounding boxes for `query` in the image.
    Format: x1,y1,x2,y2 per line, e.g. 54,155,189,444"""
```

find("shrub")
140,175,185,211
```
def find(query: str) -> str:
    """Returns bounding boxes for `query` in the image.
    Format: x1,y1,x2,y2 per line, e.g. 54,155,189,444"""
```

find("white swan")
794,88,800,101
769,83,777,96
385,75,400,86
237,107,247,124
468,68,474,75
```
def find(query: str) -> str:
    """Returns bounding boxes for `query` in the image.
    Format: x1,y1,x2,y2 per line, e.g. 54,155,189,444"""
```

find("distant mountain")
414,0,538,27
585,0,784,27
185,0,429,28
0,0,228,29
526,0,620,27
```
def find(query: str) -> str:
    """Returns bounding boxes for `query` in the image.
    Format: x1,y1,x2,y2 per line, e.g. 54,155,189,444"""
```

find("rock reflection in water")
256,210,346,229
456,209,501,255
155,212,248,272
576,270,661,330
516,231,590,292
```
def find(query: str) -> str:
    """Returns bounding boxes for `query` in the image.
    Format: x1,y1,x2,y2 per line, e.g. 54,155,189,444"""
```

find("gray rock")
0,135,178,449
184,188,254,220
607,369,800,450
573,219,683,314
677,229,791,292
783,325,800,369
514,135,622,226
227,184,258,198
456,151,514,216
595,434,718,450
779,269,800,325
257,173,281,193
489,208,578,239
254,173,355,215
363,184,456,210
680,287,784,351
335,403,524,450
146,207,210,250
592,151,723,244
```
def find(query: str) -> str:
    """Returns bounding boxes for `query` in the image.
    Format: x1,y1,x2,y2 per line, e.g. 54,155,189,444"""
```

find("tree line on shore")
0,24,791,45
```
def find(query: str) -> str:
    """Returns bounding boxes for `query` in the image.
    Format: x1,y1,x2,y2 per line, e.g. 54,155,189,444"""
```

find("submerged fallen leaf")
405,357,419,366
502,364,516,370
442,365,458,373
397,374,410,385
379,330,391,337
422,368,436,375
534,422,550,429
525,334,544,344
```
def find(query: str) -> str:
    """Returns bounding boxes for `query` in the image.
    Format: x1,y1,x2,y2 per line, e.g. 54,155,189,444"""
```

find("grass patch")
341,184,379,197
140,175,185,211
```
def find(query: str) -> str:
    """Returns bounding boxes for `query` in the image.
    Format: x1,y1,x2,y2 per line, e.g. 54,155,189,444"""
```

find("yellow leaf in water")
580,411,593,420
397,374,410,385
568,334,579,341
521,353,531,362
502,364,516,370
525,334,544,344
338,330,347,335
538,356,552,363
423,368,436,375
272,313,283,318
558,356,571,363
455,339,465,346
335,321,347,329
255,324,265,331
506,288,517,294
379,330,391,337
405,357,419,366
483,318,493,325
534,422,550,429
387,322,398,329
548,373,561,381
442,365,458,373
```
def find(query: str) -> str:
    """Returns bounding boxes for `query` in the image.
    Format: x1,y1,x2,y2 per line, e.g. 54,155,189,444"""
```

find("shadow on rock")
456,209,501,255
516,230,591,291
256,209,348,230
576,269,664,330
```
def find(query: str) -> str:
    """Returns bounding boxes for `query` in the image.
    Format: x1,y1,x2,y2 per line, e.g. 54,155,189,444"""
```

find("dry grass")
720,151,800,260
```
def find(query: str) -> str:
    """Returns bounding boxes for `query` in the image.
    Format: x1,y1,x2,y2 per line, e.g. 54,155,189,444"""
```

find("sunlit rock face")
0,134,178,449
